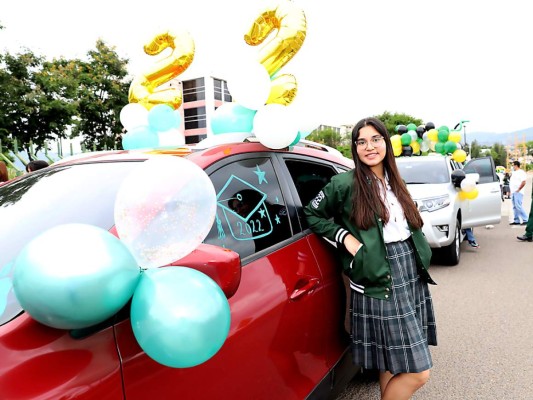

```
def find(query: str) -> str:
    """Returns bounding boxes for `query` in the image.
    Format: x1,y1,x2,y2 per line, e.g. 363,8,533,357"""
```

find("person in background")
0,161,8,182
26,160,49,173
509,161,529,226
517,182,533,242
305,117,437,400
462,227,479,248
503,172,511,199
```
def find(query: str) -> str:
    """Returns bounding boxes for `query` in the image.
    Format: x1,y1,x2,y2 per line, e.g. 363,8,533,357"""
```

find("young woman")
304,117,437,400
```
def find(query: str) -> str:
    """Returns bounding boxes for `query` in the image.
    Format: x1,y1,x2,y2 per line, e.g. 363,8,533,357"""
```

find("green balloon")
438,125,450,134
437,130,449,143
435,142,446,154
401,133,412,145
406,123,417,131
444,140,457,153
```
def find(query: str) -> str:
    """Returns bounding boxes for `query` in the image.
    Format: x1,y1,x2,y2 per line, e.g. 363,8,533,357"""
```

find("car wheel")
441,220,461,266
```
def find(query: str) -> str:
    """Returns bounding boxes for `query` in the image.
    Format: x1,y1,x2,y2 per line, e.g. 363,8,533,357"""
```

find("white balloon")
120,103,149,131
253,104,299,149
114,156,217,269
226,59,271,110
158,128,185,147
461,177,477,192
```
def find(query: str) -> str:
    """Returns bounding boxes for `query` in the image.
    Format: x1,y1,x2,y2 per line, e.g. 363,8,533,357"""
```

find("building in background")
176,75,232,144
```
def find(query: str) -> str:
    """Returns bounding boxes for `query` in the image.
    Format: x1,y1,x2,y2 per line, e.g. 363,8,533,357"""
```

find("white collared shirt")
379,178,411,243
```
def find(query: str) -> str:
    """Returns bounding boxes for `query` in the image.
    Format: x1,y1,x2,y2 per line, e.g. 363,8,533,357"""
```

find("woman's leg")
381,370,430,400
379,371,394,397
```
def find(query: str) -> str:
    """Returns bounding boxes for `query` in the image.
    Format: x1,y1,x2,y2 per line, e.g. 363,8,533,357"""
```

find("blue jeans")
512,192,529,223
463,228,475,242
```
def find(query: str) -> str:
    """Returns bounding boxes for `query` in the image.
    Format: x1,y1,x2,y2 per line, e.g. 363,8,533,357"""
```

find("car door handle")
490,189,500,193
290,278,320,301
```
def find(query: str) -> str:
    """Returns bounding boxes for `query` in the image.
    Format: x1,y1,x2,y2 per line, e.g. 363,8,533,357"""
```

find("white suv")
396,155,501,265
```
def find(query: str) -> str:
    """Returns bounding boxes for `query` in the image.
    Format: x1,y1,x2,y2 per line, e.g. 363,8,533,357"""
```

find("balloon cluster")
205,1,315,149
9,156,231,368
120,29,194,150
120,103,184,150
392,121,467,163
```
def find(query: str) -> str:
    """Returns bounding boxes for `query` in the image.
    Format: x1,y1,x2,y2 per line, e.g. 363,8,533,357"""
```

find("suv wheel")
441,220,461,266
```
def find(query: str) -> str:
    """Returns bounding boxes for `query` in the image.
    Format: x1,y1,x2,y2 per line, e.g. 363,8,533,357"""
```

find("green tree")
0,50,77,159
490,143,507,166
469,140,481,158
307,128,342,148
372,111,424,137
71,40,131,150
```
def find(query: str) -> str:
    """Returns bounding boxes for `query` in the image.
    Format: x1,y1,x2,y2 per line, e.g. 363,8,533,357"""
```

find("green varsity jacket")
304,170,436,301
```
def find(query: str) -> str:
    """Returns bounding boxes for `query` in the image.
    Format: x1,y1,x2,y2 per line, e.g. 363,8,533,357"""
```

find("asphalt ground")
337,173,533,400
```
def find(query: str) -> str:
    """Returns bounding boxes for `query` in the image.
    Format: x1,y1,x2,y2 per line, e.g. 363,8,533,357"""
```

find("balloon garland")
394,121,477,199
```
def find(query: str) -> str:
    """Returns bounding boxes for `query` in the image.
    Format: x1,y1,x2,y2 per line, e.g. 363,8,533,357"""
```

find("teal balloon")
290,132,302,146
13,224,141,329
122,125,160,150
148,104,179,132
444,140,458,153
401,133,412,145
131,267,231,368
211,103,256,135
406,123,417,131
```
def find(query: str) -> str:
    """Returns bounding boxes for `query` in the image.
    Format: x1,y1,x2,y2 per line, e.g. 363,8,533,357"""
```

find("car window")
203,157,291,259
284,159,338,207
463,157,497,184
0,162,141,326
397,159,450,184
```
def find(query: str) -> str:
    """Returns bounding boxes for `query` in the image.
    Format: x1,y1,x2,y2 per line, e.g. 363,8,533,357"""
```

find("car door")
461,156,502,228
279,154,351,368
115,153,332,400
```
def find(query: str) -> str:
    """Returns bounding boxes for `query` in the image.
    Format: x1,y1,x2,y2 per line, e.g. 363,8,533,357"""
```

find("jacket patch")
311,190,325,209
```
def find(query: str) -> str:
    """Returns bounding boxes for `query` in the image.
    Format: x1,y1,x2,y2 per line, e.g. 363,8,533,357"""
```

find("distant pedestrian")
0,161,8,182
509,161,528,225
26,160,49,173
517,183,533,242
462,228,479,248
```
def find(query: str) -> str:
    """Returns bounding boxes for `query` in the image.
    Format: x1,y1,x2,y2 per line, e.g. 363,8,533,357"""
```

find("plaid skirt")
349,238,437,374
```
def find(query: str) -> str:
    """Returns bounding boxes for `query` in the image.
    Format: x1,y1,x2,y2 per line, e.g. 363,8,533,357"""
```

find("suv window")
463,157,497,184
204,157,291,259
397,158,450,184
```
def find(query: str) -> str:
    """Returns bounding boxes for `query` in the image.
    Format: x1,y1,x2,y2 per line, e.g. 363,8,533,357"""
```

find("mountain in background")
466,127,533,146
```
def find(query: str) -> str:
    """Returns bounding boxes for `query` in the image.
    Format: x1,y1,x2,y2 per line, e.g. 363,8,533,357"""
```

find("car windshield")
397,159,450,184
0,161,142,326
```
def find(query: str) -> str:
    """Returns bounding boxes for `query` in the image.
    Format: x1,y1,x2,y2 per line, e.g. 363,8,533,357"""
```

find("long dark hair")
350,117,423,230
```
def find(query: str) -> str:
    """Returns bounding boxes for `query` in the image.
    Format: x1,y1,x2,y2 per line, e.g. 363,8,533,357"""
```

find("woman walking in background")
305,117,437,400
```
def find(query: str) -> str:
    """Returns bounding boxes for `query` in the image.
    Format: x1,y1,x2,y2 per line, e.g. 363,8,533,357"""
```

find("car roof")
53,138,354,170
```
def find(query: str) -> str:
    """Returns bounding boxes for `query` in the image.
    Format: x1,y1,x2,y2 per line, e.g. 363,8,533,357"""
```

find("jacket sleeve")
304,178,351,247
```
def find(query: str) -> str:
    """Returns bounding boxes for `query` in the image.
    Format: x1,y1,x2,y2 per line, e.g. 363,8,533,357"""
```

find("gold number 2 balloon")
244,0,307,106
129,31,195,110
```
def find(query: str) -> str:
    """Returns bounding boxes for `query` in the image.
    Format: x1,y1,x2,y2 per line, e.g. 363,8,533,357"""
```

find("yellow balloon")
458,191,468,200
245,1,307,106
464,188,479,200
391,134,402,146
452,149,467,163
129,31,195,110
411,140,420,154
393,144,402,157
427,129,438,142
448,131,462,143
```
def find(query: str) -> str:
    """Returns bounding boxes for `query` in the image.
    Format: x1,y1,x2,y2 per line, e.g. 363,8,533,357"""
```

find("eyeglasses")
355,136,385,148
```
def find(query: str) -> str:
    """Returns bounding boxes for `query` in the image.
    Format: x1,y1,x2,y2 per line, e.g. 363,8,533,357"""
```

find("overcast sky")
2,0,532,135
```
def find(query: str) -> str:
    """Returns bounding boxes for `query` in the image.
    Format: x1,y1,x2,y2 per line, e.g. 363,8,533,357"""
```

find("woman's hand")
344,234,363,256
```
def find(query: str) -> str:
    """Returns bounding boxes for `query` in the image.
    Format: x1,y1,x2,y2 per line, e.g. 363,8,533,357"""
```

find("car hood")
405,183,451,200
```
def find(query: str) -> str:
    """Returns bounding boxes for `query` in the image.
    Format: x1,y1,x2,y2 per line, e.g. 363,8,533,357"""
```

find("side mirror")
170,244,241,299
451,170,466,188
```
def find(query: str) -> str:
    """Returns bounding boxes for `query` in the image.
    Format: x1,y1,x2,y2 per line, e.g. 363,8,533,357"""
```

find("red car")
0,139,357,399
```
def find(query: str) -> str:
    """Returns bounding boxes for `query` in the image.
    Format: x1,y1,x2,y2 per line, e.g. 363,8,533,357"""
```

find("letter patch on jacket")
311,190,325,209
